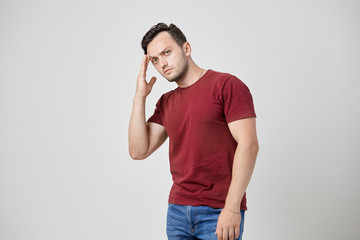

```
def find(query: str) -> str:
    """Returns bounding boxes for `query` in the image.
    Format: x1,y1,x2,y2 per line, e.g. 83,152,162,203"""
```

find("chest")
162,89,226,137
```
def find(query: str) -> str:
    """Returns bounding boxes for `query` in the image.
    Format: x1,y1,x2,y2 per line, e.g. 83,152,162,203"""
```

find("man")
128,23,259,240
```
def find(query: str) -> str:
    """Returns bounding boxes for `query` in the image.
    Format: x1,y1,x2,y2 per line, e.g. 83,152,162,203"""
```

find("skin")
128,31,259,240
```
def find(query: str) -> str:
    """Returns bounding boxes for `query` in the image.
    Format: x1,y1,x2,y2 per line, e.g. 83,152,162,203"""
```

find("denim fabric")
166,203,245,240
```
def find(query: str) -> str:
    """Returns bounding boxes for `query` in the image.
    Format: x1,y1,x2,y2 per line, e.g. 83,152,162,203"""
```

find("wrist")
224,199,241,211
223,206,241,214
134,94,147,100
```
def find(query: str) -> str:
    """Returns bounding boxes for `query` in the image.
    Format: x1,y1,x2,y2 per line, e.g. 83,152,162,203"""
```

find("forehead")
147,31,178,56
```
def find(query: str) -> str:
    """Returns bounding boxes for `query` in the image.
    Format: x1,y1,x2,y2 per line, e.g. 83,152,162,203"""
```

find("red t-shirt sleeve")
146,95,164,126
221,76,257,124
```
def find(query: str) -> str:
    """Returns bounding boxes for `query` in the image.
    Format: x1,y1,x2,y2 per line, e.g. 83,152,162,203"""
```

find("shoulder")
208,69,233,80
209,69,246,90
162,89,176,99
154,88,176,106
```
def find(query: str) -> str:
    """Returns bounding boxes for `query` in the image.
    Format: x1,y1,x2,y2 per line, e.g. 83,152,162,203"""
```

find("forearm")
128,95,149,159
225,143,259,209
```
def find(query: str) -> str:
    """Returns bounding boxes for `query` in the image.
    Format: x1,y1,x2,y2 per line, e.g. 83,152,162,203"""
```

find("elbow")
128,142,147,160
254,141,260,153
253,141,260,156
129,149,147,160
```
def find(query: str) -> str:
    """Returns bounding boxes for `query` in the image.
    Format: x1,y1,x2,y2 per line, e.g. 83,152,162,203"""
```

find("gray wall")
1,0,359,239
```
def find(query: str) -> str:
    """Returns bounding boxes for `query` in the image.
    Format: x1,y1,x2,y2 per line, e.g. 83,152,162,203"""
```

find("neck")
176,61,205,88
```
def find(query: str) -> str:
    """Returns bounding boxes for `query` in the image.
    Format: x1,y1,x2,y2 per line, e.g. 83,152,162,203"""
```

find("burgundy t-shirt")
147,69,256,210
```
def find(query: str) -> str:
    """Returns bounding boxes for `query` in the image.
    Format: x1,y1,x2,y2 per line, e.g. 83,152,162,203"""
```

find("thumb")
149,76,157,87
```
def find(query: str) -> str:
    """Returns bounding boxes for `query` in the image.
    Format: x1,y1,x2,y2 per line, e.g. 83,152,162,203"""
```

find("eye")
165,50,171,55
152,58,158,64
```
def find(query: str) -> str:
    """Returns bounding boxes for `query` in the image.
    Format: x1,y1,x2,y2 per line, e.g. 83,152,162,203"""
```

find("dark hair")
141,23,187,54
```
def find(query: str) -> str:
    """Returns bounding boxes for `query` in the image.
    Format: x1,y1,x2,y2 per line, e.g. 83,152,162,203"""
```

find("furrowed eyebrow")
148,47,171,59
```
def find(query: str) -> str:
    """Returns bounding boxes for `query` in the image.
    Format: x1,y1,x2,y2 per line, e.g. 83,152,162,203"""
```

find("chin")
166,78,176,83
167,73,183,83
164,73,176,82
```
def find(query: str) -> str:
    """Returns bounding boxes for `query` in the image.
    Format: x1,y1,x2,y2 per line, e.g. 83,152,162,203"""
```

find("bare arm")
128,55,168,160
225,117,259,209
216,117,259,240
129,96,167,160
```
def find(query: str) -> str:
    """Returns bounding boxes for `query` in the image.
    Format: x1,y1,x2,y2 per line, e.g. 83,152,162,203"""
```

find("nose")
159,57,168,69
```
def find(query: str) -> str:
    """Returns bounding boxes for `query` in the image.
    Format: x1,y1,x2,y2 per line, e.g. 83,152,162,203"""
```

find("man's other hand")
215,208,241,240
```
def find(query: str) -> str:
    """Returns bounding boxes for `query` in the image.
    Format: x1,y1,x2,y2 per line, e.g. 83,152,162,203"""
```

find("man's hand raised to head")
135,54,157,98
129,54,167,160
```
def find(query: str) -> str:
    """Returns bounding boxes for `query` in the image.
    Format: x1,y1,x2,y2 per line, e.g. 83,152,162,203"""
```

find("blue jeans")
166,203,245,240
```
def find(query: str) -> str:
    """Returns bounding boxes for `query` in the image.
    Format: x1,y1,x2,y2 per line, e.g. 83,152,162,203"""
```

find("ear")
182,42,192,57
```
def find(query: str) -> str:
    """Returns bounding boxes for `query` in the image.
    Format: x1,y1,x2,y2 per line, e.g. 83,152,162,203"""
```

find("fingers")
149,76,157,87
216,228,222,240
235,227,240,239
139,54,150,78
222,228,228,240
221,230,228,240
228,229,235,240
216,228,237,240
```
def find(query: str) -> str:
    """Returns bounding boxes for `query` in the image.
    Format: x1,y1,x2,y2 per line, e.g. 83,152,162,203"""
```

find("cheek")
168,54,179,65
155,66,162,72
155,65,164,73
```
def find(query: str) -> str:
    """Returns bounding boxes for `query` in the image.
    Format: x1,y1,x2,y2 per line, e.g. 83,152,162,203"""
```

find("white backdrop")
1,0,359,239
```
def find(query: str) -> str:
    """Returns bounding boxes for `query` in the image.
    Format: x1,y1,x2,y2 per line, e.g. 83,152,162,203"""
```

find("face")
147,31,190,82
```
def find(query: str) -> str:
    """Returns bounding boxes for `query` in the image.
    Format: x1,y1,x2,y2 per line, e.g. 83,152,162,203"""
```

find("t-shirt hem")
168,198,247,210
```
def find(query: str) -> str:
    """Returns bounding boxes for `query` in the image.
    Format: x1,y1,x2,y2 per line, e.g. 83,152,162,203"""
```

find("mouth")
164,68,172,74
